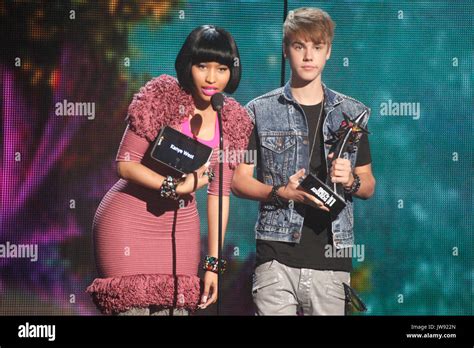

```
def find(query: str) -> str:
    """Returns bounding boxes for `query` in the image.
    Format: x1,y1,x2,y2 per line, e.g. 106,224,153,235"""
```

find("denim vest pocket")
260,132,296,184
257,203,293,230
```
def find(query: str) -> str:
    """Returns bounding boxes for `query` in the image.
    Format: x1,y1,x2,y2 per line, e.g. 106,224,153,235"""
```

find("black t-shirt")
246,102,371,272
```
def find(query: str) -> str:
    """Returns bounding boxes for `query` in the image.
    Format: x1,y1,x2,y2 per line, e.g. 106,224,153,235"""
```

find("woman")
86,25,252,315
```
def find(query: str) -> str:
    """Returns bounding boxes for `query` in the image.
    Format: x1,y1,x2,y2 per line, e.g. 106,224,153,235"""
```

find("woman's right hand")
175,162,211,195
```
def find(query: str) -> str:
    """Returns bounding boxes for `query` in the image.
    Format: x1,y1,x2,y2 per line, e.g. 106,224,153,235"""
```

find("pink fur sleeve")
125,75,194,142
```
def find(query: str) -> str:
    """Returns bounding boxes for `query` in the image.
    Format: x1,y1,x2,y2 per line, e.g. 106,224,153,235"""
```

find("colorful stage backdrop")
1,0,472,315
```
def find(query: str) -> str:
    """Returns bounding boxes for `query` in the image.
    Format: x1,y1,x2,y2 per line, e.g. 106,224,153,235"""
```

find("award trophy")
299,110,370,216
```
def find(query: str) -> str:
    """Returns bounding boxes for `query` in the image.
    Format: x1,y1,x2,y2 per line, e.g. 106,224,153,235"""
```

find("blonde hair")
283,7,335,46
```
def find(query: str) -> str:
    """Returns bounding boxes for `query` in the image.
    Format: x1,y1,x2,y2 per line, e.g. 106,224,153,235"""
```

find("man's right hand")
277,169,330,212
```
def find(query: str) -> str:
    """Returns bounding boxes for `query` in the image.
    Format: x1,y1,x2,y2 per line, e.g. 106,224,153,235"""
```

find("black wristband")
270,185,285,208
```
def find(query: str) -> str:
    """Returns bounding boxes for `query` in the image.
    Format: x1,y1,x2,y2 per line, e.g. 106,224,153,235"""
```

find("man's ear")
282,42,288,59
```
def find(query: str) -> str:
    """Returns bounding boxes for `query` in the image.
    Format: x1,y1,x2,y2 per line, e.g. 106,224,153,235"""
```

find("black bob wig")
175,25,241,94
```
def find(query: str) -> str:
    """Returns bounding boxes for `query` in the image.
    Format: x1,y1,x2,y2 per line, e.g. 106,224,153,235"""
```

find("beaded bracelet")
344,173,361,194
204,168,215,183
160,175,180,200
202,255,227,274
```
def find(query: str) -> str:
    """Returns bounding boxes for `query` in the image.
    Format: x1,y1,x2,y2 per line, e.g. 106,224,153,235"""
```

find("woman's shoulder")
140,74,180,92
126,75,194,142
222,96,249,118
221,96,253,165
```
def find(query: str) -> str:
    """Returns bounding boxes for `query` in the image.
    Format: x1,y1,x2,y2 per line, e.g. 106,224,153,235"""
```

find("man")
232,7,375,315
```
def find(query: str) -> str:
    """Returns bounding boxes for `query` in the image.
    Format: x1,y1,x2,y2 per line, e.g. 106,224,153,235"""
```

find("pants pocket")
325,271,350,301
252,260,279,294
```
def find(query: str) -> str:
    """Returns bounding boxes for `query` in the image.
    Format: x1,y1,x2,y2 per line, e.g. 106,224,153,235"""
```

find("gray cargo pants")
252,259,349,315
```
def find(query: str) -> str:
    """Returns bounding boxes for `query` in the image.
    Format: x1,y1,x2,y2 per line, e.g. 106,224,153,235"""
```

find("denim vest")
246,81,370,249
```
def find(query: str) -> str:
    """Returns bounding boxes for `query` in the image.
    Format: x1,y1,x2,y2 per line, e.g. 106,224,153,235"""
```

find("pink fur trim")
86,274,201,314
126,75,194,142
220,97,253,169
126,75,253,169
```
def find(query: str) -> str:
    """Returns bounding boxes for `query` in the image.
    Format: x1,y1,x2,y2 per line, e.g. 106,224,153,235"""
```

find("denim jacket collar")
282,80,344,111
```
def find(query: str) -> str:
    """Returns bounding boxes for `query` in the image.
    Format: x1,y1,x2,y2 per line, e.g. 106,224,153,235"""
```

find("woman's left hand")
198,271,218,309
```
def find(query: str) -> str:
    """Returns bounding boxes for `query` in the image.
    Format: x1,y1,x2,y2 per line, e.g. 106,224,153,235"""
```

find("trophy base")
299,173,346,216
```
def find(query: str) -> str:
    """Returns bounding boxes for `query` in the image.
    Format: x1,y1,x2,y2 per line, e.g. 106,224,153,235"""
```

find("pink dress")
86,116,233,314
